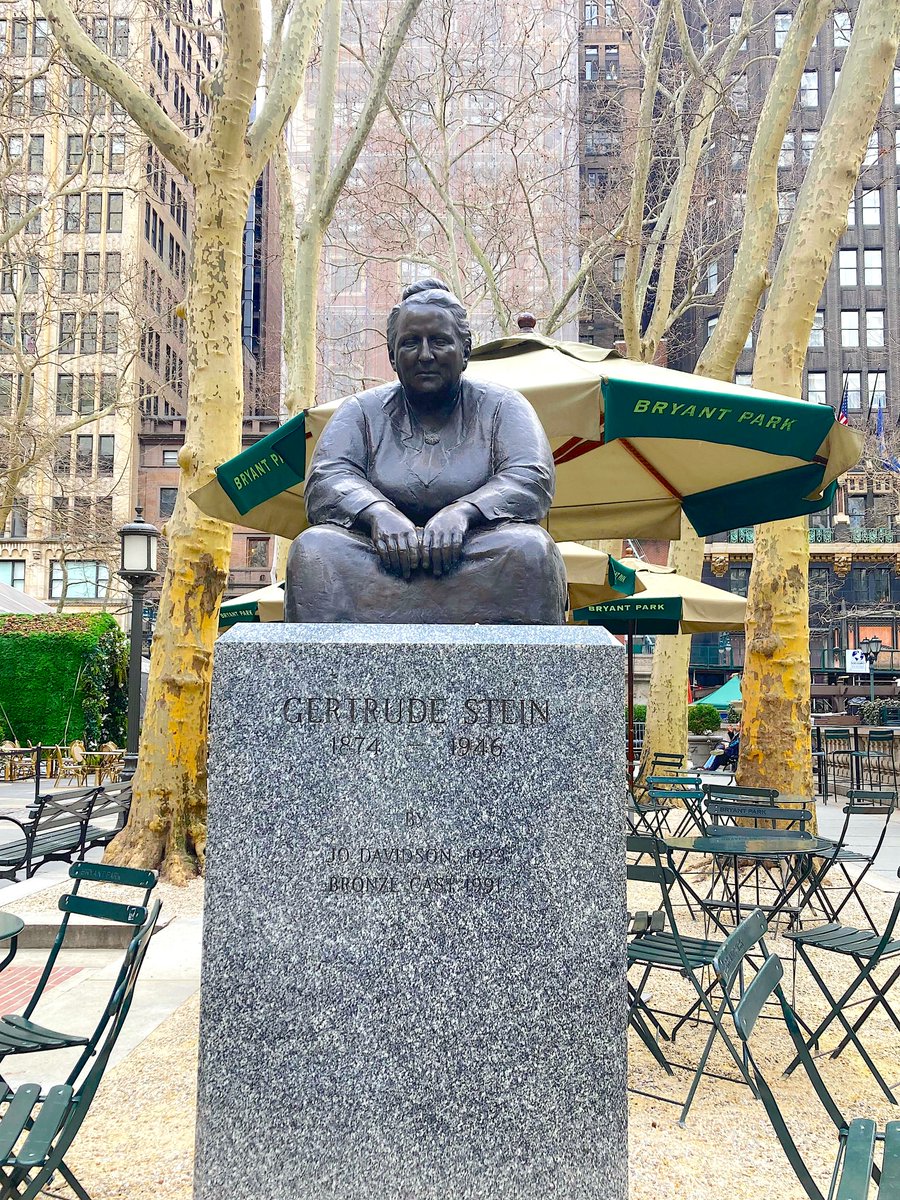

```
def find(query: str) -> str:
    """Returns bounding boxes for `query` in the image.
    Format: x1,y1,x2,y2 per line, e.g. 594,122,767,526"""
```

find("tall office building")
0,1,279,615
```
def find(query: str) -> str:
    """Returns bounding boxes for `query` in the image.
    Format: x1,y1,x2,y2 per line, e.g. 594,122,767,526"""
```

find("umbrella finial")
516,312,537,334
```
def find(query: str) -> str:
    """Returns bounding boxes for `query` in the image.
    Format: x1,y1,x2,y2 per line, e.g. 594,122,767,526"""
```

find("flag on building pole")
837,387,849,425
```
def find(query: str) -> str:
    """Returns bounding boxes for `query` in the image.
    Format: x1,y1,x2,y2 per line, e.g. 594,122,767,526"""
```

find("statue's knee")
289,525,346,569
505,524,557,569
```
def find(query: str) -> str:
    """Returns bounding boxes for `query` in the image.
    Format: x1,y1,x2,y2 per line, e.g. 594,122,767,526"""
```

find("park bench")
0,783,132,882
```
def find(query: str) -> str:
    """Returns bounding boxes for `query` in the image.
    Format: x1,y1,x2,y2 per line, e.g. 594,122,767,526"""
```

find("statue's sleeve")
304,398,390,528
456,391,555,523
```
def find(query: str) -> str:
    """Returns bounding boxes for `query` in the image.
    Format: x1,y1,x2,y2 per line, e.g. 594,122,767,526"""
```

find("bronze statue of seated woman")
285,279,567,625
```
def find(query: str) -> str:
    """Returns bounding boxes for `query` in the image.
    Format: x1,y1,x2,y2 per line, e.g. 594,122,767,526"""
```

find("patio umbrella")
570,557,747,768
218,583,285,630
190,336,861,542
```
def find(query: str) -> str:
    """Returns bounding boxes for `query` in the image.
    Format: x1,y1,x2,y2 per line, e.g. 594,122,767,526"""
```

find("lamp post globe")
117,507,161,779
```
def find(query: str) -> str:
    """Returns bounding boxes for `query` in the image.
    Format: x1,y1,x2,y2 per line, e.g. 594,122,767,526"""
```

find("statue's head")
386,281,472,403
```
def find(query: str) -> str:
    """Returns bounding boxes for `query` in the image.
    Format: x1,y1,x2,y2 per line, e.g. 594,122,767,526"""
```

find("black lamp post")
117,508,160,779
860,634,883,704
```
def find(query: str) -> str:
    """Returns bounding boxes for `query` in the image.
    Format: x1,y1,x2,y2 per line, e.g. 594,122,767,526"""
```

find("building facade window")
59,313,77,355
861,188,881,225
83,252,100,293
800,70,818,107
8,500,26,539
868,370,887,408
584,46,599,82
840,310,859,347
729,566,750,596
844,371,862,410
78,374,95,414
809,311,825,347
247,537,269,567
834,10,851,47
63,194,81,233
162,449,179,467
55,374,74,414
66,134,84,173
159,487,177,518
50,561,109,600
866,310,885,347
80,314,97,354
807,371,827,404
0,561,25,588
98,435,114,476
27,135,43,173
774,12,791,48
863,249,883,286
106,192,123,233
85,193,102,234
102,313,118,352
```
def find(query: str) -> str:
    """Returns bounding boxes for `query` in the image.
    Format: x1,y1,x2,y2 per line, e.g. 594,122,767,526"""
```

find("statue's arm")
305,399,394,529
455,392,555,523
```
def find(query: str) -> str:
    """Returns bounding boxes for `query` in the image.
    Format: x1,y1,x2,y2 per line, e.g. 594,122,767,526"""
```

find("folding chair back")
705,800,812,832
0,897,162,1200
650,753,686,773
703,782,779,804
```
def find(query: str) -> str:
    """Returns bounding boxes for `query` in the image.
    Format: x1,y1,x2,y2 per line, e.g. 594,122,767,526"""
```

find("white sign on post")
846,649,870,674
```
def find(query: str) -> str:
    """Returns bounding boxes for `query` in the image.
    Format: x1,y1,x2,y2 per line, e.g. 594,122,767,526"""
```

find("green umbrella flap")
601,372,835,459
607,553,638,596
573,594,684,633
219,582,285,629
214,411,307,515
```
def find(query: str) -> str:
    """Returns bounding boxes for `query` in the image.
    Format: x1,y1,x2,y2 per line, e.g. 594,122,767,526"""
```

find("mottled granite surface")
195,624,627,1200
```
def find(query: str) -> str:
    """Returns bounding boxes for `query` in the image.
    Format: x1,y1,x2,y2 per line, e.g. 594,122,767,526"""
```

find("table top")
0,912,24,941
665,833,835,857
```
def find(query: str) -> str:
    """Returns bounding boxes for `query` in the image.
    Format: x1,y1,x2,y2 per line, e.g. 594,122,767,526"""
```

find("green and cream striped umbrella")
218,583,285,630
191,336,861,541
571,557,747,766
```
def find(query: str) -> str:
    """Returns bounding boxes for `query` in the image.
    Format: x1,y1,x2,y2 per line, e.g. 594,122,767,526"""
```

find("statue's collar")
383,379,482,451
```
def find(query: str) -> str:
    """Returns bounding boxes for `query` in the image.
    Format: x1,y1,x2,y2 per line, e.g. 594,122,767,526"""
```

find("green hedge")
0,613,128,747
688,703,722,735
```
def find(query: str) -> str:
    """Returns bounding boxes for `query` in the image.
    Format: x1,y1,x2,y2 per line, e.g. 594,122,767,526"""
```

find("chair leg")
830,960,900,1056
787,951,899,1104
57,1160,93,1200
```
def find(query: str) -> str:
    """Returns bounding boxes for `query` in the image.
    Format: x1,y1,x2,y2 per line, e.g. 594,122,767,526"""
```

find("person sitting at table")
704,725,740,771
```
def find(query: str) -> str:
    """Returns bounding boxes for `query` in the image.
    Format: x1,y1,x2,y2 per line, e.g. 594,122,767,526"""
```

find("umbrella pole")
627,624,635,776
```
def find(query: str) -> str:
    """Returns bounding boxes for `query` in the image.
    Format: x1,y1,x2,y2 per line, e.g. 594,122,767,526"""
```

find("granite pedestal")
195,623,627,1200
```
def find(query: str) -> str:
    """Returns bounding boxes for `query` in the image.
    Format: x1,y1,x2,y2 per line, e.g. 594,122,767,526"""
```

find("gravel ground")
36,871,900,1200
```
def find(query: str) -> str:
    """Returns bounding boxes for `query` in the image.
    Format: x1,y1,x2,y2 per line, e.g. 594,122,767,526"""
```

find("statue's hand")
366,503,421,579
422,502,477,576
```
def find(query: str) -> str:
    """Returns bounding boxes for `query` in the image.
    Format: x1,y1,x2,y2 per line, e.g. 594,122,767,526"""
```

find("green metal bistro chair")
0,861,158,1087
717,926,900,1199
863,730,899,793
701,799,816,931
626,834,744,1125
0,891,161,1200
811,792,896,933
783,868,900,1105
823,727,867,797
